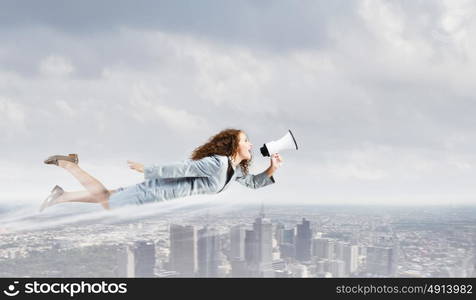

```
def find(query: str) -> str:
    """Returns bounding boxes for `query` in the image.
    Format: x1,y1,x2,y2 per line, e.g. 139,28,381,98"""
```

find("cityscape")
0,204,475,278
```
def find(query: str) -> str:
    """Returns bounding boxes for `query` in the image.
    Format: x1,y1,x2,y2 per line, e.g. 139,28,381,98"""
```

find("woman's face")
235,132,253,161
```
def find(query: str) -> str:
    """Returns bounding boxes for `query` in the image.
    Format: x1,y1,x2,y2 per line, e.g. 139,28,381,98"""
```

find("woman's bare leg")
54,190,115,210
57,160,111,210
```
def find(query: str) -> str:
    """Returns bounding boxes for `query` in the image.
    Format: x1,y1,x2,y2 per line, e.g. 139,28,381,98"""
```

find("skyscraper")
279,242,296,259
197,226,220,277
253,216,273,266
316,259,327,274
134,240,156,277
275,223,285,245
245,229,258,265
366,246,397,277
295,218,312,262
312,238,335,260
329,259,346,277
169,224,197,277
282,228,295,245
117,240,155,277
116,244,134,278
343,244,359,276
334,241,345,261
243,213,274,277
278,226,295,261
230,258,251,277
230,224,246,260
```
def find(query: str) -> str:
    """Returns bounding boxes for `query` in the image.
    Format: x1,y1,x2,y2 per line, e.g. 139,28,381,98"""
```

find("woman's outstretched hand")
265,153,283,177
270,153,283,170
127,160,144,173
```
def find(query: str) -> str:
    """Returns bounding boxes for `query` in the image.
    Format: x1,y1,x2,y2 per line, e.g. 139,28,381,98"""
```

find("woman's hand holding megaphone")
265,153,282,178
271,153,283,169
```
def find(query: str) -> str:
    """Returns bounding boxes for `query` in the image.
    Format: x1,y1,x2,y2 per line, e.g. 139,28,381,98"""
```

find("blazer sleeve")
235,170,276,189
144,155,222,180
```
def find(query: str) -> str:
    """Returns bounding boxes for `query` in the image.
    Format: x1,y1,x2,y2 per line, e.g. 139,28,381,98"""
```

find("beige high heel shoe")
39,185,64,212
44,153,79,165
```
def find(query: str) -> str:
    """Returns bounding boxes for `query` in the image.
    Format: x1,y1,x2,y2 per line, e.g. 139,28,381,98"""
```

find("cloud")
0,97,27,139
1,1,476,205
0,0,357,51
0,97,25,124
126,78,211,132
39,55,75,77
55,99,75,117
154,104,210,132
0,193,255,233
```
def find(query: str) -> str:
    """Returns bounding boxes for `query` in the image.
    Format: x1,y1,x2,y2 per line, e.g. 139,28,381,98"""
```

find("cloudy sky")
1,0,476,209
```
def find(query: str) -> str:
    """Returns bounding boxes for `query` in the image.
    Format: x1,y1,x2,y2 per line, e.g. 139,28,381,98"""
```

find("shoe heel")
68,154,79,164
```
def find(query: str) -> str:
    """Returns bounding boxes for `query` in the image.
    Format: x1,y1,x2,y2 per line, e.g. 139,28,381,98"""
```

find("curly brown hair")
190,128,251,175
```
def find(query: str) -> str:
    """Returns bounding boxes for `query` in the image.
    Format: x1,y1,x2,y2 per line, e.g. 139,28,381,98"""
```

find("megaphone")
260,129,298,157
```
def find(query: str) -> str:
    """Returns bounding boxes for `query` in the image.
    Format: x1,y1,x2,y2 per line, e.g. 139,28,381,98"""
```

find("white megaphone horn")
260,129,299,157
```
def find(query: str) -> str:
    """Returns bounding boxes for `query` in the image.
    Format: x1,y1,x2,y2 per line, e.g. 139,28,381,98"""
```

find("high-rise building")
316,259,327,274
366,246,397,276
334,241,345,261
329,259,346,277
134,240,156,277
343,244,359,276
243,214,274,277
230,225,246,260
295,218,312,262
277,226,295,260
245,229,258,265
169,224,197,277
197,226,220,277
312,238,334,260
253,216,273,267
230,258,251,277
117,240,155,277
327,240,336,260
116,244,134,278
275,223,285,245
279,243,295,259
282,228,295,245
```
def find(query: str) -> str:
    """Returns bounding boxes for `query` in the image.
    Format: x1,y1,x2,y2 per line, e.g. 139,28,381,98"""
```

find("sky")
1,0,476,209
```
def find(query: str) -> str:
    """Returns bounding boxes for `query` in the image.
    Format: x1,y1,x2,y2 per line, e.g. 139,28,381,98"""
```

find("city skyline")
1,204,474,278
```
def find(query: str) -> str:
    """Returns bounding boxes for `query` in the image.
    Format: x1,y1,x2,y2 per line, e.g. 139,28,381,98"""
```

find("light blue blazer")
108,155,275,209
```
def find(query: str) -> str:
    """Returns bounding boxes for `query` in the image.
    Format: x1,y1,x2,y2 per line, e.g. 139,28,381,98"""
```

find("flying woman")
39,129,283,212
